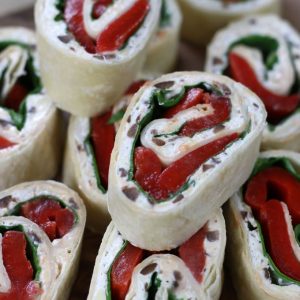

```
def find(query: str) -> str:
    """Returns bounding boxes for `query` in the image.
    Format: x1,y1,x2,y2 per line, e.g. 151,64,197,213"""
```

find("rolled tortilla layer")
0,181,86,300
63,79,148,233
143,0,182,75
108,71,266,250
206,15,300,151
177,0,280,46
35,0,162,116
88,209,225,300
0,27,62,190
225,150,300,300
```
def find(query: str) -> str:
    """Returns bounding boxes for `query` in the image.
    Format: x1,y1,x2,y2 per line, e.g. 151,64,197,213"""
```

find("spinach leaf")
228,35,279,71
55,0,65,21
160,0,171,28
108,109,125,125
147,272,161,300
168,292,184,300
251,156,300,180
295,224,300,246
155,81,223,108
84,132,107,194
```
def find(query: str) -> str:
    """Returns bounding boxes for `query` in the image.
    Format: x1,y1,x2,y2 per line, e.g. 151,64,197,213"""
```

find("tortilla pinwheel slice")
0,27,62,190
206,15,300,151
225,150,300,300
35,0,162,117
143,0,182,75
177,0,280,46
63,79,147,233
108,71,266,251
88,209,225,300
0,181,86,300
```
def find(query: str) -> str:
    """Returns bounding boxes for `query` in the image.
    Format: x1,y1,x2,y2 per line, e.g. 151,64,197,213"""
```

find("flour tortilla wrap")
0,27,62,190
0,181,86,300
225,150,300,300
35,0,162,117
177,0,280,46
206,15,300,151
143,0,182,75
88,209,225,300
63,79,149,233
108,71,266,250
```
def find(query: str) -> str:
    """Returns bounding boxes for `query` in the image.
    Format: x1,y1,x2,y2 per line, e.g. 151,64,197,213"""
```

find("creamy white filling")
281,202,300,262
71,117,103,196
83,0,136,40
0,94,54,145
112,94,132,132
231,42,294,96
206,15,300,97
0,234,11,294
127,254,202,300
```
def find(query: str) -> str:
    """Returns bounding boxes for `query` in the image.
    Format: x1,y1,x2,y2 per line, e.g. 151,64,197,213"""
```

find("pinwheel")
0,181,86,299
88,209,225,300
35,0,162,116
177,0,280,46
226,150,300,300
143,0,182,75
63,79,147,232
0,27,61,190
206,15,300,151
108,71,266,250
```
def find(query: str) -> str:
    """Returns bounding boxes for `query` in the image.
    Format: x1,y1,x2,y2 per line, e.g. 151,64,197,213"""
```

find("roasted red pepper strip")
245,166,300,281
164,88,231,136
229,52,300,123
3,82,28,112
245,167,300,225
178,226,207,283
260,200,300,281
135,134,238,200
1,231,35,300
91,110,115,190
20,198,74,241
65,0,96,53
96,0,149,52
111,244,144,300
180,94,231,137
91,80,146,190
125,80,147,95
164,88,205,118
0,136,15,150
92,0,113,19
134,88,237,200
